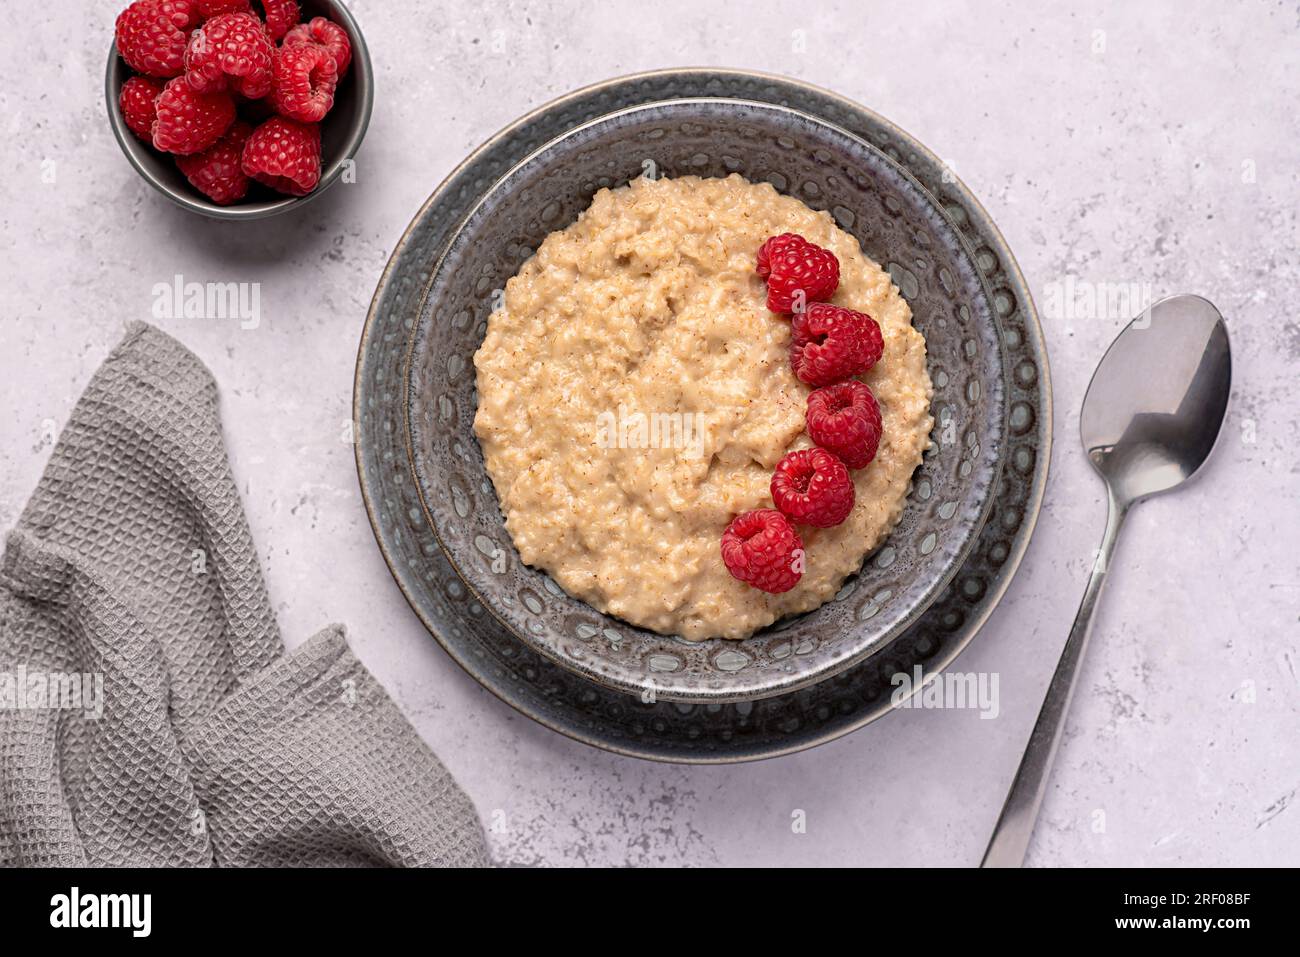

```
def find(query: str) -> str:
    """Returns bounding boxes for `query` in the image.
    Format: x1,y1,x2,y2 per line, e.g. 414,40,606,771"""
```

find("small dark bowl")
105,0,373,220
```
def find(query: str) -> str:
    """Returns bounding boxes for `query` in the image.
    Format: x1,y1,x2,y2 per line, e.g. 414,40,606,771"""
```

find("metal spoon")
981,293,1232,868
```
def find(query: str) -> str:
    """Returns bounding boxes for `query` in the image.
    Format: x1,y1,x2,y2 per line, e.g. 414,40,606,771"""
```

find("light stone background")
2,0,1296,867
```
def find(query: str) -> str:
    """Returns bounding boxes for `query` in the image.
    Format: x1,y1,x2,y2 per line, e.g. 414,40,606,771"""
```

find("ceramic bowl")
406,97,1007,703
105,0,373,220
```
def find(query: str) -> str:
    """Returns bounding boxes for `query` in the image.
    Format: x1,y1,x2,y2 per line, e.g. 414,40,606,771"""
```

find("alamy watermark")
0,666,104,719
595,404,707,459
891,665,1000,719
1042,277,1154,323
50,887,150,937
152,274,261,330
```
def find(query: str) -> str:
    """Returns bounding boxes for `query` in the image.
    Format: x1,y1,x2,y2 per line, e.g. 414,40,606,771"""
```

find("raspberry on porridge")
472,174,934,640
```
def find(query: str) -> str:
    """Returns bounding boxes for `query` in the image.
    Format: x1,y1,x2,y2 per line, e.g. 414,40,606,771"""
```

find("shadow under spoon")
981,293,1233,868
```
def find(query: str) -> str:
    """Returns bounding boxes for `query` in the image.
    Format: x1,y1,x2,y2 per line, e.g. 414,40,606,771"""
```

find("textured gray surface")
1,0,1296,866
0,323,489,867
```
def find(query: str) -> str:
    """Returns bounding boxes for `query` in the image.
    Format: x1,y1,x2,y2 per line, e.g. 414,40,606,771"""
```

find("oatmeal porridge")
472,174,934,640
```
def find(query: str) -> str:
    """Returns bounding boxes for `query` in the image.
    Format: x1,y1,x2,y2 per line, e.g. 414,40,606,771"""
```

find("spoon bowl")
1082,294,1232,504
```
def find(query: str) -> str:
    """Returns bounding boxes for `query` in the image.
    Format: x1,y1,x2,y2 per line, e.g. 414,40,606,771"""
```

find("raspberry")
261,0,300,41
789,303,884,387
805,380,883,469
241,116,321,195
283,16,352,77
115,0,200,78
771,448,855,528
270,42,338,123
720,510,804,594
196,0,251,15
184,12,276,98
119,76,165,141
151,77,236,154
756,233,840,314
176,120,252,204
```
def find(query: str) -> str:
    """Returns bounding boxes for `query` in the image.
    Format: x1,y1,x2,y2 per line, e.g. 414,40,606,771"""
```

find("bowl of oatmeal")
406,99,1006,702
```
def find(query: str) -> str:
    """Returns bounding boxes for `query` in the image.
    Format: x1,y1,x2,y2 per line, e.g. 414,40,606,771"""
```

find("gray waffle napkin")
0,322,489,867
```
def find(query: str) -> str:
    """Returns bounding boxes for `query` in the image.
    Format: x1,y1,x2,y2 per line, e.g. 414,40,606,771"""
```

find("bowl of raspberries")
106,0,372,219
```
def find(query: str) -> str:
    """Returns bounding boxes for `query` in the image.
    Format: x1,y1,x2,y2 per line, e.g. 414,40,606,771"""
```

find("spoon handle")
981,488,1130,867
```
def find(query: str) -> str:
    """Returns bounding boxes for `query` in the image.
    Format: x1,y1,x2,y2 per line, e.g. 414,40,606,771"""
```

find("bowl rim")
402,95,1010,703
103,0,374,221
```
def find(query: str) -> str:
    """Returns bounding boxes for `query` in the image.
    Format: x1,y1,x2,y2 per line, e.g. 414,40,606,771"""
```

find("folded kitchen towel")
0,322,489,867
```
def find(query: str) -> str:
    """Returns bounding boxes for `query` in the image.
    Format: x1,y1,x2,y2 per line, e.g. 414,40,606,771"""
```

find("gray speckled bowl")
105,0,373,220
406,98,1007,703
